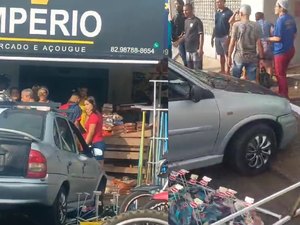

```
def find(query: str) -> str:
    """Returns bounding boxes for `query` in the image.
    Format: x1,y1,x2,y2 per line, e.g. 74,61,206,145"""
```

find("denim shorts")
92,141,106,160
232,62,257,81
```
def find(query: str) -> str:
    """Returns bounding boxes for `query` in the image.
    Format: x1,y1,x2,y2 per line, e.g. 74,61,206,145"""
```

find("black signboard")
0,0,167,63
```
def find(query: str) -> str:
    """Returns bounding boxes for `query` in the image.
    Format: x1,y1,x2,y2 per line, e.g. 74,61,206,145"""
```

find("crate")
104,130,151,177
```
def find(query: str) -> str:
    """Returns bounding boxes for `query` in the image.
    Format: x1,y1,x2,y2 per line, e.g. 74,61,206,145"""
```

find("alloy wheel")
245,135,272,169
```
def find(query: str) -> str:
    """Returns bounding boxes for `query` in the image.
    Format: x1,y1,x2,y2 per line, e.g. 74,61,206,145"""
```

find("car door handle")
82,162,87,174
68,161,72,167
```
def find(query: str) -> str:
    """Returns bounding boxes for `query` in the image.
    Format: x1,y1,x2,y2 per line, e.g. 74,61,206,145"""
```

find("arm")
257,39,264,58
211,27,215,47
229,10,239,25
227,37,236,68
198,33,204,56
268,36,281,42
268,19,282,43
198,20,204,55
85,123,96,145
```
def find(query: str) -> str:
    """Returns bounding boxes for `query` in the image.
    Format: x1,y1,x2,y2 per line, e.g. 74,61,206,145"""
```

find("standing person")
9,87,20,102
267,0,297,99
0,74,11,102
32,84,40,102
37,86,50,103
60,92,82,123
82,96,105,169
21,88,35,102
183,3,204,70
168,16,173,58
78,87,88,130
228,4,264,83
172,0,187,66
211,0,233,75
255,12,274,76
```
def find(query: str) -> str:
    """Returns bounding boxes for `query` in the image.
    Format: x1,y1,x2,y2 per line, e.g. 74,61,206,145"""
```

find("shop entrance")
19,65,109,106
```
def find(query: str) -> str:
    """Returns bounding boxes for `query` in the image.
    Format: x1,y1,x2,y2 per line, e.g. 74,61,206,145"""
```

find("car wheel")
231,124,276,175
47,187,68,225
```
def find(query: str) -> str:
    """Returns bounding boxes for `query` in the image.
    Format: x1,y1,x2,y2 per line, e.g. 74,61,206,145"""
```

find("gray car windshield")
0,110,44,139
171,60,222,87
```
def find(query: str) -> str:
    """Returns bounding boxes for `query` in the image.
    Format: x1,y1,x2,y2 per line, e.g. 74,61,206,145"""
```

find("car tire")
231,124,276,175
44,187,68,225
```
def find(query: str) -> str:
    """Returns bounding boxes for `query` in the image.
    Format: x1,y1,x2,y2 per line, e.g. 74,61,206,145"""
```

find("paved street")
192,107,300,225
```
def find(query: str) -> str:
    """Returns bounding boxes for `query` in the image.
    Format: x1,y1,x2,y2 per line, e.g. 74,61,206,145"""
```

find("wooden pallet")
104,130,151,176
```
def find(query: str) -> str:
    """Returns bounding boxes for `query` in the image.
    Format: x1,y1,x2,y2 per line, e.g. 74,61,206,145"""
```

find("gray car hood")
204,71,278,96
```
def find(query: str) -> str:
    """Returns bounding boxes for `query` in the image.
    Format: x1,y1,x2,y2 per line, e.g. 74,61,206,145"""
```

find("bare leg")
220,55,226,74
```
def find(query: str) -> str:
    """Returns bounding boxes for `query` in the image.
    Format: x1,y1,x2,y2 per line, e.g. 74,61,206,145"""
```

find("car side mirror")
190,85,214,103
91,147,103,158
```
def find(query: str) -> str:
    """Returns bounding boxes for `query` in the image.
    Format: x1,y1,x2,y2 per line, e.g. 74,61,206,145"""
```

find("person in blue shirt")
211,0,233,75
267,0,297,98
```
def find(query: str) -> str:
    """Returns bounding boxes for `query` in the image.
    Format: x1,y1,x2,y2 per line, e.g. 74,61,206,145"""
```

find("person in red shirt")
82,96,105,168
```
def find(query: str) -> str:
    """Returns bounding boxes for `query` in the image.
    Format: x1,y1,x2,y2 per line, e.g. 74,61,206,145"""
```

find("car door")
168,67,220,162
69,122,100,195
55,117,84,202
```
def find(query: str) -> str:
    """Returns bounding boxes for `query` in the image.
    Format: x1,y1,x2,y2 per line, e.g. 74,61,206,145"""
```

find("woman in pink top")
83,96,105,168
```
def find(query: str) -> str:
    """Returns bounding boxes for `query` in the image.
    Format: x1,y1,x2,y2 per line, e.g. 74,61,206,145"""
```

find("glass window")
56,118,76,153
53,121,61,149
168,69,191,101
69,122,91,156
0,110,44,139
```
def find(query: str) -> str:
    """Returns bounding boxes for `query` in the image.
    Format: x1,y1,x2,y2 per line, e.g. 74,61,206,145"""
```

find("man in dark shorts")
183,3,204,70
211,0,233,74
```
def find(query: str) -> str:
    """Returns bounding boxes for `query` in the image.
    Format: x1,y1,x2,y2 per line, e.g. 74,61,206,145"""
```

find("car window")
169,69,191,101
56,118,76,153
0,110,44,139
69,122,91,156
53,121,61,149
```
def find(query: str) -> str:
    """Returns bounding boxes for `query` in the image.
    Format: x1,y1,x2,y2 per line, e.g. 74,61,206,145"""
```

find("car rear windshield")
0,110,45,139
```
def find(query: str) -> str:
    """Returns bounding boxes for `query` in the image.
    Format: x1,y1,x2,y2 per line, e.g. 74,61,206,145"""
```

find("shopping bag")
258,67,273,88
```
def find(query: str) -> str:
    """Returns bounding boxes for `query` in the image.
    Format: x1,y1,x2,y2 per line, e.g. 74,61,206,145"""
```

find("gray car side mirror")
92,147,103,157
190,85,214,103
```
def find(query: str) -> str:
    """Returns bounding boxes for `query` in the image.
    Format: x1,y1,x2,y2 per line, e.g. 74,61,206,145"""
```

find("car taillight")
26,149,47,179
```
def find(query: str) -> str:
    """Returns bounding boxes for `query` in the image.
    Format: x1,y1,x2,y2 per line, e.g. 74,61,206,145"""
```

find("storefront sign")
0,0,166,63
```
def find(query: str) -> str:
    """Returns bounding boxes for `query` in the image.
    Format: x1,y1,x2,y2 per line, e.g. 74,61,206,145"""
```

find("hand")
228,57,233,68
259,59,265,69
198,49,204,57
211,38,214,47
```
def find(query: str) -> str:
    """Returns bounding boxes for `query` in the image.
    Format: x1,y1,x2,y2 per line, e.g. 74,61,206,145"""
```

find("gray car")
168,59,297,175
0,105,107,225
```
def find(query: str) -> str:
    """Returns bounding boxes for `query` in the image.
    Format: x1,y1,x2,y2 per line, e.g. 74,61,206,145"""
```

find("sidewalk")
173,50,300,100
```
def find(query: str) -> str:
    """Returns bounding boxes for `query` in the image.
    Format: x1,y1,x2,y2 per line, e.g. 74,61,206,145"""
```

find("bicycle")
103,210,168,225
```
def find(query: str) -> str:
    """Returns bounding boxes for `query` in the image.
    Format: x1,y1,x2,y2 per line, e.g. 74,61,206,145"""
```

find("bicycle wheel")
142,200,168,212
119,191,153,213
103,210,168,225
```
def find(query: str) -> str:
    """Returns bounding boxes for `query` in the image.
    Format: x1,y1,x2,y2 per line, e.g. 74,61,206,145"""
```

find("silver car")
0,106,107,225
168,59,297,175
